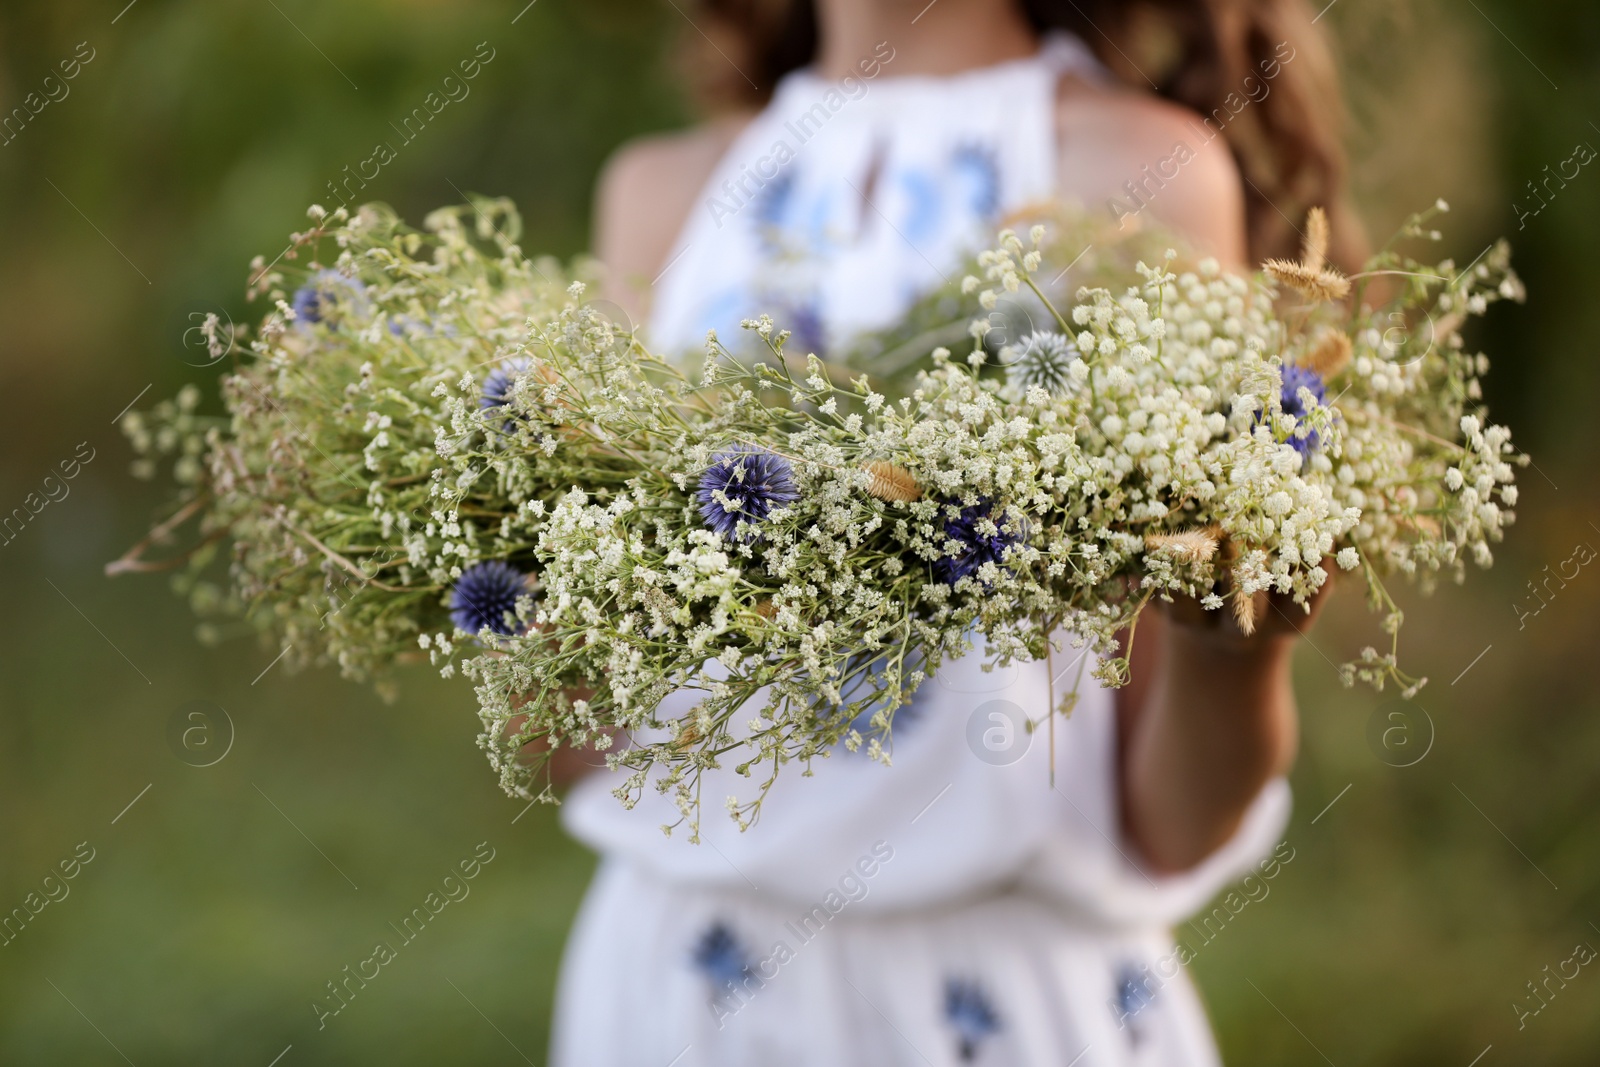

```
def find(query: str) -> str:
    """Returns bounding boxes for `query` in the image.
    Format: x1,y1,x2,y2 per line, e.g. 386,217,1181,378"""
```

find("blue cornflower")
449,560,528,636
944,978,1001,1062
934,499,1025,586
696,448,799,543
691,921,751,990
290,269,367,325
1279,363,1327,457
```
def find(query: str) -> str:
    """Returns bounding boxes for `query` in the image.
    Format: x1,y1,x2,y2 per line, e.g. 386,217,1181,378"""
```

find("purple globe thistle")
934,499,1025,586
290,269,367,325
449,560,528,636
696,448,799,543
943,978,1001,1062
1279,363,1327,457
479,357,533,433
1007,331,1080,396
480,357,533,411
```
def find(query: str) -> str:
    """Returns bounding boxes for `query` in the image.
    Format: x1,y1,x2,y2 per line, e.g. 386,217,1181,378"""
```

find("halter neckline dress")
552,34,1291,1067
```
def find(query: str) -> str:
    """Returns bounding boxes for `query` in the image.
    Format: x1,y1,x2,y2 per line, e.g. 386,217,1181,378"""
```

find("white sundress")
552,34,1291,1067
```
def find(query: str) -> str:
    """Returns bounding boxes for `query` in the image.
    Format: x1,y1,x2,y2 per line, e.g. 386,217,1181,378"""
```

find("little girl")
552,1,1351,1063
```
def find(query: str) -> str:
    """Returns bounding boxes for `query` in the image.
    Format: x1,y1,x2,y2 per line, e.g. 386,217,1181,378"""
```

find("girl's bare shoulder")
1053,80,1247,266
593,114,754,316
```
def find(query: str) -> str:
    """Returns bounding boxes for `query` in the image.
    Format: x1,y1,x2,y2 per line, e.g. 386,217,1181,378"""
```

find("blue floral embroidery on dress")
801,186,845,256
831,649,929,753
943,977,1001,1062
766,296,827,358
895,168,944,244
751,171,799,254
950,143,1001,220
692,921,753,992
697,285,750,336
1113,961,1156,1045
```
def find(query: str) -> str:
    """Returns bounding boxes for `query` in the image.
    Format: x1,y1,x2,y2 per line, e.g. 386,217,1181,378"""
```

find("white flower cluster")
119,199,586,694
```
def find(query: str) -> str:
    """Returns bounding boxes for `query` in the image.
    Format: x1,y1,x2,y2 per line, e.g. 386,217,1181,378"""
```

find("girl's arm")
1055,83,1251,274
1116,591,1329,874
593,117,750,325
506,711,611,789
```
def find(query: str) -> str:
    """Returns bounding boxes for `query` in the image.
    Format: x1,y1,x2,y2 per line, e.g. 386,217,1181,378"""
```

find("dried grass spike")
1232,587,1265,636
1303,206,1330,272
1263,259,1352,303
1302,330,1352,378
864,461,921,503
671,720,701,752
1398,514,1442,537
753,598,777,620
1144,528,1221,563
1263,206,1349,303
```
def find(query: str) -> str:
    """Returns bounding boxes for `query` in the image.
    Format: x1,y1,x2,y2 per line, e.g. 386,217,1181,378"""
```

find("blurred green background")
0,1,1596,1063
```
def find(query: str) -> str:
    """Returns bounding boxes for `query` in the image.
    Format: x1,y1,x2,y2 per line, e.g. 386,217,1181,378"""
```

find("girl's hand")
1162,570,1336,649
495,657,610,789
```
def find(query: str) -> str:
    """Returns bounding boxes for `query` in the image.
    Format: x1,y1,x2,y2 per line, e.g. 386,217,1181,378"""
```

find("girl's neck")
813,0,1040,79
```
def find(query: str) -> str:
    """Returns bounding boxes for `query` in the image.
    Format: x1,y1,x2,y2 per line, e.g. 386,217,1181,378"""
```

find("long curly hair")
680,0,1362,268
